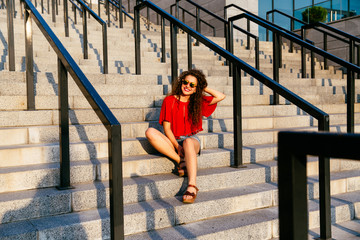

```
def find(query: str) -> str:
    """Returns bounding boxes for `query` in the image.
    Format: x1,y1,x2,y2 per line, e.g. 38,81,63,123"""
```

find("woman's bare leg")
145,127,181,164
182,138,200,201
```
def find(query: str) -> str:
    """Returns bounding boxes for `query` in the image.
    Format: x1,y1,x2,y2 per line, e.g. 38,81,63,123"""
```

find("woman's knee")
183,138,198,151
145,127,157,140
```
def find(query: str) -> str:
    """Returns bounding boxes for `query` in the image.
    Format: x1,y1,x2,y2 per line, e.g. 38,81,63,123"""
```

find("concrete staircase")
0,2,360,239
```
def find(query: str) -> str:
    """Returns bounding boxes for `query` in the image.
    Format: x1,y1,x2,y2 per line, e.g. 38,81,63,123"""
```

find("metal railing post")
301,26,306,78
323,33,328,70
161,17,165,63
246,19,250,50
134,6,141,74
311,48,315,78
272,32,279,105
232,65,243,167
228,21,233,77
41,0,43,13
289,18,294,53
108,125,124,240
7,0,15,71
195,7,199,46
347,71,355,134
255,37,259,70
24,6,35,110
318,117,331,240
57,57,71,189
72,4,76,24
106,0,110,27
170,22,178,82
102,23,108,74
187,34,192,70
347,39,355,133
64,0,69,37
357,45,360,79
146,6,149,30
55,0,58,15
278,136,308,240
175,0,179,19
118,0,123,28
224,22,229,68
82,6,88,59
51,0,56,22
98,0,100,17
278,36,282,68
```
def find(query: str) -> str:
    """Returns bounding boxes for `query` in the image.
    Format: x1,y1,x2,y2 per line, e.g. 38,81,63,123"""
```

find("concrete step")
2,160,360,222
1,183,360,238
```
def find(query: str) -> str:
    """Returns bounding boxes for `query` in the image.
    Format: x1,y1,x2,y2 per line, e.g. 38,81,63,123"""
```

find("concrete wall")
225,0,258,40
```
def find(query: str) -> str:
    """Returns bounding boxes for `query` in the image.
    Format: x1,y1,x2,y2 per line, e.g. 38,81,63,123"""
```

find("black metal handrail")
266,9,354,54
134,0,330,167
109,0,133,21
174,0,259,70
69,0,82,24
72,0,108,74
278,131,360,239
19,0,123,238
170,4,215,37
304,21,360,76
229,12,360,134
225,4,314,46
6,0,15,71
266,9,360,73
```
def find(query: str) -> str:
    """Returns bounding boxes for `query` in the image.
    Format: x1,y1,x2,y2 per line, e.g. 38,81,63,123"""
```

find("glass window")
332,0,349,19
350,0,360,17
315,1,331,22
273,0,293,30
295,0,312,9
258,0,273,41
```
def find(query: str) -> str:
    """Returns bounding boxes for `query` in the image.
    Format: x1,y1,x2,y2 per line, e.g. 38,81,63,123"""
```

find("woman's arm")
163,121,184,157
204,87,226,105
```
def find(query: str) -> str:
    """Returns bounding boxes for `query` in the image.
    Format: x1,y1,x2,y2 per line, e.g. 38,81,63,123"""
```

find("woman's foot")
177,159,187,177
183,184,199,204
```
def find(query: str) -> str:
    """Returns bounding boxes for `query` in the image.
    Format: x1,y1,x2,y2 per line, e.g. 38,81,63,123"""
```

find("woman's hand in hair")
204,87,226,105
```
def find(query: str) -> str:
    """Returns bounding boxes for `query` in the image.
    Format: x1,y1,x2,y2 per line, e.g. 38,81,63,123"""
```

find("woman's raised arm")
204,87,226,105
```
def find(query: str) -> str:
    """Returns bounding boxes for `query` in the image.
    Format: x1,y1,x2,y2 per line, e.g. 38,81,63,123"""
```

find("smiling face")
181,75,198,97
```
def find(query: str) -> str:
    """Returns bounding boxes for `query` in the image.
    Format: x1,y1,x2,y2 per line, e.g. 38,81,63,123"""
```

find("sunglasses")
182,79,197,88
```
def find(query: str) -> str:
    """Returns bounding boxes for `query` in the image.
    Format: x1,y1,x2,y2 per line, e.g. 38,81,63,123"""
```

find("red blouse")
159,95,217,139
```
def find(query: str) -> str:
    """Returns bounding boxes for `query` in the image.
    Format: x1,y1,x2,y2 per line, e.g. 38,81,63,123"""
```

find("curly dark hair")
170,69,208,126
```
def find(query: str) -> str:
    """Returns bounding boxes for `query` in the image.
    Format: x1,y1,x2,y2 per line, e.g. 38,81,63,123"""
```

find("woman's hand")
204,87,226,105
177,144,185,158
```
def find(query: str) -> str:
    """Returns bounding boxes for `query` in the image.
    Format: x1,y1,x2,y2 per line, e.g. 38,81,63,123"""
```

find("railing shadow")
43,68,109,239
1,173,89,238
132,176,197,239
0,29,7,70
68,17,104,73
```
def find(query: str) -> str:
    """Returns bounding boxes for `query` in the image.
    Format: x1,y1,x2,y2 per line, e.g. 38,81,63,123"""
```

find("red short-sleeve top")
159,95,217,139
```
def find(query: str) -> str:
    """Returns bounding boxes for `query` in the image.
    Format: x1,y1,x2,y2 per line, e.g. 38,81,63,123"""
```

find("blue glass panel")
295,0,312,9
332,0,349,19
350,0,360,16
315,1,331,22
258,0,273,41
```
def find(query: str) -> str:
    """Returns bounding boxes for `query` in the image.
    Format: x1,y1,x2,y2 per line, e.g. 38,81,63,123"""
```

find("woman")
145,69,226,204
